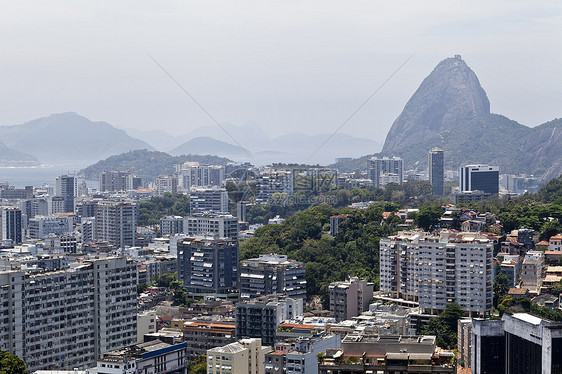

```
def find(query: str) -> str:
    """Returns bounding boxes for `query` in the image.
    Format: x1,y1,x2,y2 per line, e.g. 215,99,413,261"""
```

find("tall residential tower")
428,148,444,196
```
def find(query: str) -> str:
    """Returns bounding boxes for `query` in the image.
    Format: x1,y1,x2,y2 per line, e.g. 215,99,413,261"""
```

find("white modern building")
459,164,499,194
380,230,494,315
154,175,178,195
183,214,239,240
368,157,404,188
256,170,294,204
28,214,73,239
207,338,271,374
521,250,545,292
94,201,139,248
176,162,225,189
189,187,229,214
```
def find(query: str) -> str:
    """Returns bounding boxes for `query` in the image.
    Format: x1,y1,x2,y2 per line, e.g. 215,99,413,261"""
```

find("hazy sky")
1,0,562,143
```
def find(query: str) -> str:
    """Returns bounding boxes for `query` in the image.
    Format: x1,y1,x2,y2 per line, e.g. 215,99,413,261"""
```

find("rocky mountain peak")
382,55,490,153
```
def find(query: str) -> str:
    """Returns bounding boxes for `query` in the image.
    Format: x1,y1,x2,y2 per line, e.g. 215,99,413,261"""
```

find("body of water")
0,163,98,189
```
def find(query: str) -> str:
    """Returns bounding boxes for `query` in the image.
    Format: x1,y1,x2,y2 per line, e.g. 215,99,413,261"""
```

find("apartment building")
368,157,404,188
55,175,77,213
160,216,184,236
28,214,73,239
0,257,137,372
265,334,341,374
208,338,271,374
92,340,187,374
318,334,455,374
256,170,294,204
0,206,22,244
236,295,304,346
183,214,239,241
240,254,306,300
329,276,374,321
94,201,139,248
189,187,229,214
521,250,545,292
176,162,225,189
183,321,236,359
380,230,493,315
549,234,562,251
428,148,444,196
177,237,238,295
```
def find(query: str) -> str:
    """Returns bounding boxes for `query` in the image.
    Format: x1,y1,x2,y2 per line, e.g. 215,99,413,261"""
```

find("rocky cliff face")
379,55,562,180
383,55,490,153
521,119,562,180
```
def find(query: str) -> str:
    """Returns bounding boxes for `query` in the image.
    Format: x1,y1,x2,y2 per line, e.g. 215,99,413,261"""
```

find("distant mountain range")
0,112,381,167
0,112,154,165
0,141,39,166
124,123,382,165
333,55,562,180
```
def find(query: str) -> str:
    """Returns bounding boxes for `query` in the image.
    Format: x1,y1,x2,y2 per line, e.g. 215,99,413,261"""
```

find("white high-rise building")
94,201,139,248
207,338,271,374
368,157,404,188
0,257,137,372
154,175,178,195
183,214,239,240
189,187,229,214
380,230,493,315
176,162,225,189
256,170,294,203
28,214,73,239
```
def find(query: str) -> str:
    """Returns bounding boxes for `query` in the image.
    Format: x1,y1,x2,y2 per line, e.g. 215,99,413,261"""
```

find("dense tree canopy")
138,193,190,226
240,203,400,307
0,351,26,374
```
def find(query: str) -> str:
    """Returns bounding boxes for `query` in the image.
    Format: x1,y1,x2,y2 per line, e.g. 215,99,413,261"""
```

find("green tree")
155,272,178,288
416,205,443,231
541,220,562,241
419,303,464,349
0,351,27,374
493,271,510,308
187,355,207,374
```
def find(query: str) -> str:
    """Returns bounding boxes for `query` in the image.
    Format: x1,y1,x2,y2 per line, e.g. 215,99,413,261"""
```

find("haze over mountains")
0,113,382,166
125,123,383,165
0,112,153,165
1,55,561,181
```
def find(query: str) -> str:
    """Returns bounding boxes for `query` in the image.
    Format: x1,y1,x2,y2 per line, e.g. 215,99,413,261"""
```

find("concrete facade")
94,201,139,248
240,254,306,300
0,257,137,372
189,187,229,214
380,230,494,314
177,237,238,295
207,338,271,374
329,276,374,321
